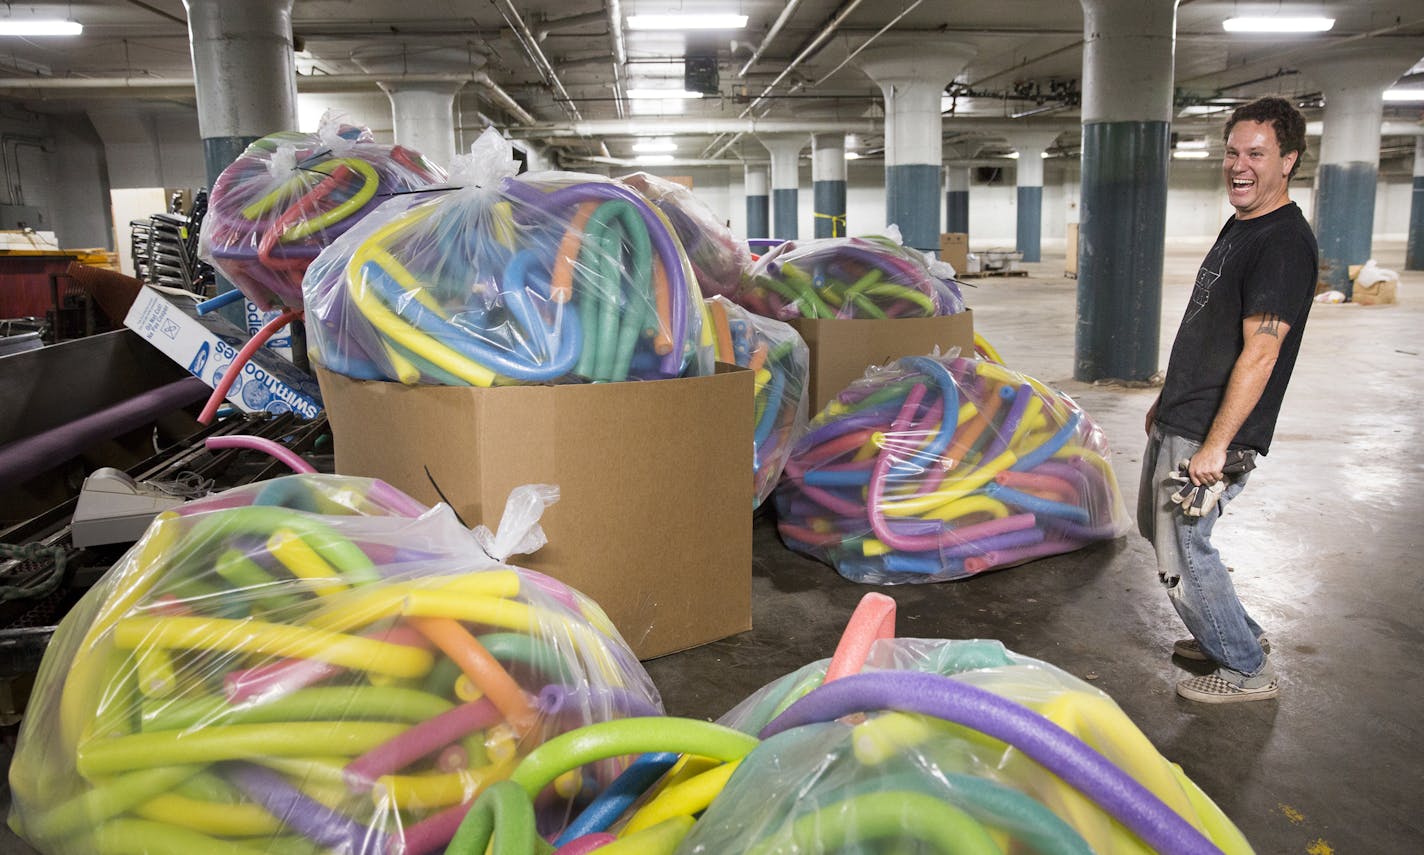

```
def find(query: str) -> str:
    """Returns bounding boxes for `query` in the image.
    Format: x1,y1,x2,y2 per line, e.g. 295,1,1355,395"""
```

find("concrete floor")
3,241,1420,854
647,238,1424,854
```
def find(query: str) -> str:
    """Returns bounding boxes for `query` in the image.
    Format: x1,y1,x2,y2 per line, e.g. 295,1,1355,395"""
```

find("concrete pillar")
761,135,806,240
745,164,769,239
858,39,976,252
184,0,297,186
1074,0,1177,383
944,166,970,235
184,0,297,323
1409,136,1424,271
1008,131,1061,263
380,81,461,170
812,132,847,237
1303,49,1420,295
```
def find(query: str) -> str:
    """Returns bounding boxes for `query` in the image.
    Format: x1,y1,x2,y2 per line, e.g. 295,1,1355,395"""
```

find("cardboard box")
788,309,975,414
939,233,969,275
1353,278,1397,306
124,286,322,417
316,364,753,659
1065,222,1079,277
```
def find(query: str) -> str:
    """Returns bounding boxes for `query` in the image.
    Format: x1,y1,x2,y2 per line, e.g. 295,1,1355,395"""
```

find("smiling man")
1139,97,1319,704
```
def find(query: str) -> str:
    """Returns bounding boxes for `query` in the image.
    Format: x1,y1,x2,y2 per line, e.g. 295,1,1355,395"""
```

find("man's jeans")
1139,426,1269,679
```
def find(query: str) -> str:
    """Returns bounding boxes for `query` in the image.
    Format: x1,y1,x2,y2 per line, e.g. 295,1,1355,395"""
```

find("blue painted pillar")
761,135,806,240
745,164,769,239
1009,131,1061,263
185,0,297,323
1307,51,1415,297
944,166,970,234
1074,0,1177,382
812,132,847,237
857,40,977,252
1409,136,1424,271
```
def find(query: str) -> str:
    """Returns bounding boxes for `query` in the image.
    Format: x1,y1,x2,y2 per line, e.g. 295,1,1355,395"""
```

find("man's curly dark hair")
1224,97,1308,179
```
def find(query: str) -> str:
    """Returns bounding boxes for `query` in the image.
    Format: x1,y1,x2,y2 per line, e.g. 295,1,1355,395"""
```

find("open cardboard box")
788,309,975,414
316,363,753,659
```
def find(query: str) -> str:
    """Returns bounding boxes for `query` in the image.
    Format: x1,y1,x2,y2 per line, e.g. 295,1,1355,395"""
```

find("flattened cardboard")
316,364,753,659
788,310,974,415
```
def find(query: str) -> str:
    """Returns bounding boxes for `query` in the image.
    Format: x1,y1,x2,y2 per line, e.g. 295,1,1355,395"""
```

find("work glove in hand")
1167,449,1254,517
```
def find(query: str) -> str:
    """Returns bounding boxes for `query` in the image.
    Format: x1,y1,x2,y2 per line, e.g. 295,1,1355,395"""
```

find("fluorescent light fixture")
626,88,704,100
1383,88,1424,102
633,139,677,153
1040,152,1050,159
1222,17,1333,33
1176,138,1210,150
627,14,748,31
635,154,675,164
1179,105,1231,116
0,19,82,36
1172,150,1212,160
844,151,862,160
1005,151,1020,160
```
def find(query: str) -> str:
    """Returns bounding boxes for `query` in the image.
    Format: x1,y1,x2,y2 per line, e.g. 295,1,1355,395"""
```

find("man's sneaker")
1172,635,1271,662
1177,670,1279,704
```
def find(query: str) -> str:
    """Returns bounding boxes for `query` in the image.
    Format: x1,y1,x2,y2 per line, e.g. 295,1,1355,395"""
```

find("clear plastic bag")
620,172,751,299
691,634,1252,854
705,296,809,508
304,131,710,385
7,474,661,855
775,353,1129,583
736,233,967,320
420,596,1251,854
202,113,447,311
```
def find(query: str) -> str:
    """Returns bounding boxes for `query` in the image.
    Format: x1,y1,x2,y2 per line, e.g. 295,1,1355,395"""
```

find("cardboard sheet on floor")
316,363,753,659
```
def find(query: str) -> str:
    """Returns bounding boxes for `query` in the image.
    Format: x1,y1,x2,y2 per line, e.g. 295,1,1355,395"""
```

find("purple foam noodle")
225,762,387,855
1064,455,1116,522
758,672,1227,855
499,178,689,375
938,525,1046,560
837,244,927,290
521,570,582,612
980,383,1035,462
1038,515,1123,542
966,538,1086,574
343,698,503,791
789,480,869,518
798,403,899,448
1025,460,1094,504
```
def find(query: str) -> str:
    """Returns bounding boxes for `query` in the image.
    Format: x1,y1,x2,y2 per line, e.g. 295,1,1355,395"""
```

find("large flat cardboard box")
939,233,969,275
1065,222,1079,277
788,310,975,415
316,364,753,660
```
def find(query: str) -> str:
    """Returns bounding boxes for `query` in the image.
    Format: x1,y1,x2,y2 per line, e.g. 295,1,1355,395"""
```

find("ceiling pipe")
509,117,886,138
605,0,628,120
534,10,606,41
490,0,581,122
807,0,925,89
573,155,772,168
0,70,541,127
706,0,869,159
737,0,807,78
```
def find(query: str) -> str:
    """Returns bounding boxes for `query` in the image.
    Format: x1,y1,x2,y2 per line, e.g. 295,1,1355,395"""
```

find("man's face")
1223,120,1297,219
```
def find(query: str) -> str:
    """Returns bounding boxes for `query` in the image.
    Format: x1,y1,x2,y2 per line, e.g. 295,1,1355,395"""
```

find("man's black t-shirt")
1156,202,1318,455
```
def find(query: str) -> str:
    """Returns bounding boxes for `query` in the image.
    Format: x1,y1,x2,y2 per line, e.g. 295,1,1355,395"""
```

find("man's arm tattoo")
1254,314,1282,338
